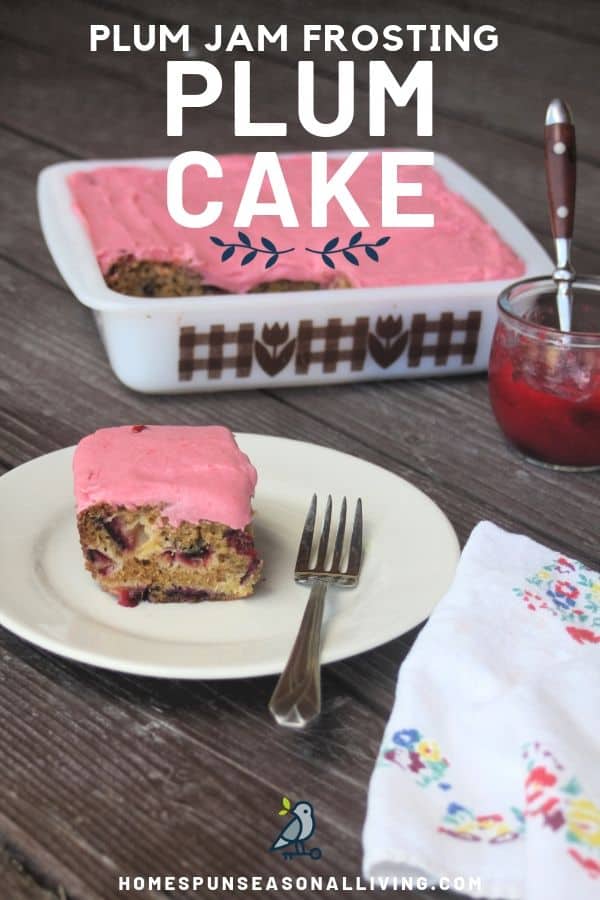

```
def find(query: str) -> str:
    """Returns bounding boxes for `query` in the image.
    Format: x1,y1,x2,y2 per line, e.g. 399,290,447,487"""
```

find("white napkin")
363,521,600,900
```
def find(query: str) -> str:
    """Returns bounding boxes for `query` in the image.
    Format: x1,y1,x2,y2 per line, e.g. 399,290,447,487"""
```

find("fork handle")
268,580,327,728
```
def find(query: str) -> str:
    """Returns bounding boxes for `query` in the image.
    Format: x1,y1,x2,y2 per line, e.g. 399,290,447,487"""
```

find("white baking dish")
38,153,551,393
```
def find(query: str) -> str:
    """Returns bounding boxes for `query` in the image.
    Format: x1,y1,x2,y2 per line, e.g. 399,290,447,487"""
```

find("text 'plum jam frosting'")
68,152,525,293
73,425,257,529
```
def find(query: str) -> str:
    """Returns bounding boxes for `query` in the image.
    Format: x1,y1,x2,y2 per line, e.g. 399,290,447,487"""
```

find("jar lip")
497,274,600,340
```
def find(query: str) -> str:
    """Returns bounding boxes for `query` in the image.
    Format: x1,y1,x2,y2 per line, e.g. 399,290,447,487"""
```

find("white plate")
0,435,459,679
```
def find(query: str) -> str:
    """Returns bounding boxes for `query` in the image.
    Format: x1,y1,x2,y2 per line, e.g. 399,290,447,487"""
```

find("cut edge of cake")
104,256,353,297
78,502,262,606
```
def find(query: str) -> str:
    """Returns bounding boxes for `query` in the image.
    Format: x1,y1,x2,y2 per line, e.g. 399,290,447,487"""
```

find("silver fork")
268,494,363,729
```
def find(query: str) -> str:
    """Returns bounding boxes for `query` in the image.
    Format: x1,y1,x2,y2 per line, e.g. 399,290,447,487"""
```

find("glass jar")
488,277,600,470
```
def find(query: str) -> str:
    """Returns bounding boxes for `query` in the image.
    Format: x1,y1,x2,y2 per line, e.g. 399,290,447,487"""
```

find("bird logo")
269,796,322,860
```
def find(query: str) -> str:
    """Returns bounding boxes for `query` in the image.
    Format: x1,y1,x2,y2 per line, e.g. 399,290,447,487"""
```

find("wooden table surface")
0,1,599,897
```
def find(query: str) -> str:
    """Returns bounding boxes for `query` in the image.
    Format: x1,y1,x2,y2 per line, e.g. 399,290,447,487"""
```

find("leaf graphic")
322,254,335,269
324,237,339,252
221,246,235,262
238,231,251,246
368,335,390,368
274,340,295,372
376,236,390,246
282,796,291,810
241,250,258,265
278,808,288,816
210,236,224,246
343,249,359,265
265,254,279,269
261,237,276,252
349,231,362,246
365,246,379,262
391,332,409,358
254,341,274,375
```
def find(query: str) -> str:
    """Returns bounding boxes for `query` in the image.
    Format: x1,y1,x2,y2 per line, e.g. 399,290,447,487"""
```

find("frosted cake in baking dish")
68,152,525,298
73,425,262,606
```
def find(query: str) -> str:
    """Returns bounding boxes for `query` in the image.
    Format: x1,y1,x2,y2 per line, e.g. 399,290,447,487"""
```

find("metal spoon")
544,98,576,332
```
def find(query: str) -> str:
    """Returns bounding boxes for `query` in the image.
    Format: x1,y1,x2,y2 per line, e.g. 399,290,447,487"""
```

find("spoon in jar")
544,98,576,332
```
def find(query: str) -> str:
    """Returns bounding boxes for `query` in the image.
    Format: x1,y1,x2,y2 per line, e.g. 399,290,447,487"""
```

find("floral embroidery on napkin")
380,729,525,844
524,742,600,879
514,556,600,645
438,803,524,844
380,728,451,790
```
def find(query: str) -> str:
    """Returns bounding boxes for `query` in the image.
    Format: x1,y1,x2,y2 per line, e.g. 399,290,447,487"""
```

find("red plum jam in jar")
489,278,600,469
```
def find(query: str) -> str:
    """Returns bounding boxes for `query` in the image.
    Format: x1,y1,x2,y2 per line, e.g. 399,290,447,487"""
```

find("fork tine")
315,495,333,569
295,493,317,571
330,496,347,571
346,499,363,575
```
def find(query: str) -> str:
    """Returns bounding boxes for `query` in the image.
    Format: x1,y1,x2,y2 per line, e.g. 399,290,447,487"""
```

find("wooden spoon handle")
544,99,576,240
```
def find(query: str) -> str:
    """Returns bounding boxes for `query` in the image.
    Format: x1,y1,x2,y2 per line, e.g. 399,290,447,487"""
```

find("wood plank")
0,130,68,287
270,376,600,570
0,558,430,900
455,0,600,42
0,845,63,900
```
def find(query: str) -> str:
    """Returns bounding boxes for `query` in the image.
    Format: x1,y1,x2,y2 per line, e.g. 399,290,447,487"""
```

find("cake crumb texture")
104,256,350,297
78,503,262,604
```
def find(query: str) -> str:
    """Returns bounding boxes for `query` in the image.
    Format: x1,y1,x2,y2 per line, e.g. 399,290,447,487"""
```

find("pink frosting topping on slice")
73,425,257,529
68,152,525,292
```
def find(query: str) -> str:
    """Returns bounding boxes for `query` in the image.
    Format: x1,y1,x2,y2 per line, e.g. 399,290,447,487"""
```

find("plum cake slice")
73,425,262,606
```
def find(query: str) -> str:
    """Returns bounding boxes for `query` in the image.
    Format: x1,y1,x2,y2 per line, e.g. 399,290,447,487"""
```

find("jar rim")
497,275,600,344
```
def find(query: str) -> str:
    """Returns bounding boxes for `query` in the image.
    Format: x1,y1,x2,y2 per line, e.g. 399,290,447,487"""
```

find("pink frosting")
68,153,524,292
73,425,257,529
